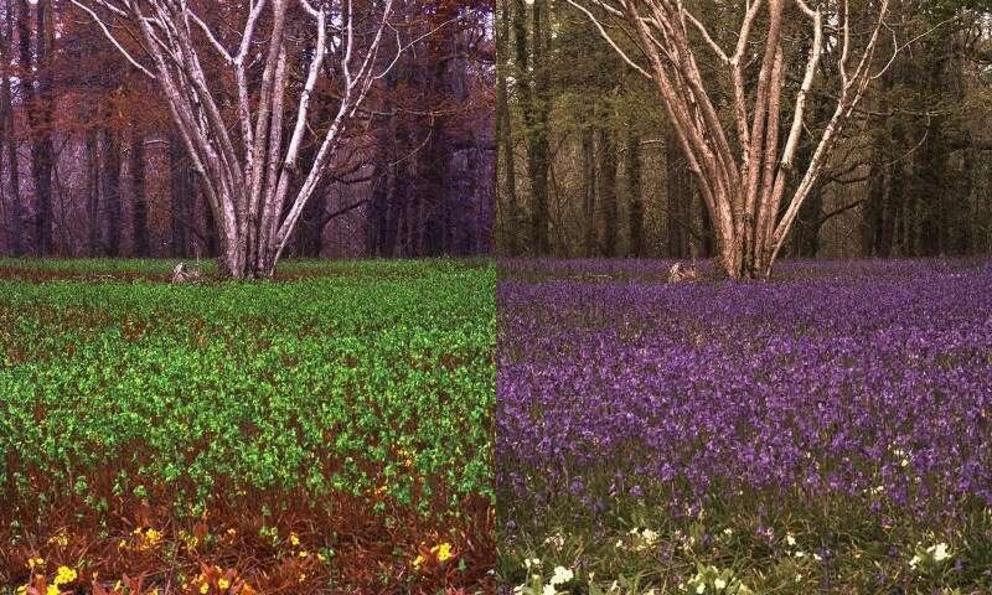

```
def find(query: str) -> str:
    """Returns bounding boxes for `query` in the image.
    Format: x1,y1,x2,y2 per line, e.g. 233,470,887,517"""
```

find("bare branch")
69,0,156,78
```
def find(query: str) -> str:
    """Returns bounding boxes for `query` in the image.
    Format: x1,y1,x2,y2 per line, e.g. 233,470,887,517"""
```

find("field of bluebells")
0,259,495,594
497,259,992,594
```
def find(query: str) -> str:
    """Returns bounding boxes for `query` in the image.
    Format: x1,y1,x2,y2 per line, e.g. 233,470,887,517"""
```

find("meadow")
497,259,992,594
0,259,496,594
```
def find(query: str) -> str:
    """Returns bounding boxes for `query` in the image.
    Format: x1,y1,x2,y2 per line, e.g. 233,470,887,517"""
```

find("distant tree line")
495,0,992,264
0,0,494,268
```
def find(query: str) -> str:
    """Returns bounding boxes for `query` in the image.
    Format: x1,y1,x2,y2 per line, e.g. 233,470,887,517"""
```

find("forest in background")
0,0,494,261
495,0,992,260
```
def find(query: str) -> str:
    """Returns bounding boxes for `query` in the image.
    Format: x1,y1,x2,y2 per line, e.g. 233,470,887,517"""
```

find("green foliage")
0,259,496,519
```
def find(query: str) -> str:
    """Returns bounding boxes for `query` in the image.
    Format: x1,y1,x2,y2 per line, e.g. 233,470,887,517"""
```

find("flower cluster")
513,559,575,595
909,541,952,572
412,541,456,570
498,260,992,520
680,565,752,594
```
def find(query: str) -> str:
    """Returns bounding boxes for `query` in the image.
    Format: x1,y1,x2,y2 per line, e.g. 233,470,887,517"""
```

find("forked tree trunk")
569,0,896,279
74,0,402,278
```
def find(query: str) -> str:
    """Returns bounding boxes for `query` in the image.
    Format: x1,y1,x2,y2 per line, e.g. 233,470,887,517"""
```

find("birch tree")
566,0,899,278
71,0,410,278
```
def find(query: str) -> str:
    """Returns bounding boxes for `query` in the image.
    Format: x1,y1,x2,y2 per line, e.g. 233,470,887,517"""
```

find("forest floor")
497,258,992,594
0,258,496,594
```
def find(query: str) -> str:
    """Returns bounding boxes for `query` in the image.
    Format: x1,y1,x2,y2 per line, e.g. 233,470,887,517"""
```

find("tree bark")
496,0,519,255
666,128,692,258
75,0,398,278
581,128,597,256
20,0,55,255
0,0,24,256
597,127,618,257
86,130,101,255
569,0,892,278
169,134,193,257
626,132,643,257
130,130,149,257
514,0,552,254
103,131,122,257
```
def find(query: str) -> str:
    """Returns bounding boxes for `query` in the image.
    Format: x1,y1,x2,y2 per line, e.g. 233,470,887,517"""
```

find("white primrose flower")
549,566,574,586
544,532,565,550
641,529,660,545
930,542,950,562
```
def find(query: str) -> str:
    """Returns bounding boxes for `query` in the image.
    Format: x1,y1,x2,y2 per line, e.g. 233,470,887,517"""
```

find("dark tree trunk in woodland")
130,131,149,257
496,0,518,255
699,195,713,258
201,186,216,258
295,193,325,258
514,0,551,254
956,140,975,255
0,0,24,256
791,186,823,257
103,132,122,257
20,0,55,255
368,155,399,257
294,139,327,258
626,133,643,257
435,27,492,258
169,135,193,258
864,126,897,257
86,131,101,255
581,129,596,257
597,127,618,257
666,130,692,258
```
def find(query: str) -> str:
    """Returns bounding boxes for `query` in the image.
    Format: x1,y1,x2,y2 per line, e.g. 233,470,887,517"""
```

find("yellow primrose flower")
412,554,426,569
47,532,69,547
26,557,44,570
46,586,59,595
199,582,209,594
180,530,200,550
54,566,77,586
437,543,452,562
298,550,310,558
289,532,301,547
218,577,231,590
432,542,454,562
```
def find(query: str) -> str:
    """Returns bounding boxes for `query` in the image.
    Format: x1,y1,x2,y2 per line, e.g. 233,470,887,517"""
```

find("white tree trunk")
568,0,896,279
72,0,411,278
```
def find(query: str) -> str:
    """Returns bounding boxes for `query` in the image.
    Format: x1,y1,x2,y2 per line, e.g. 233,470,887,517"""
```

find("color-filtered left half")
0,0,496,591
